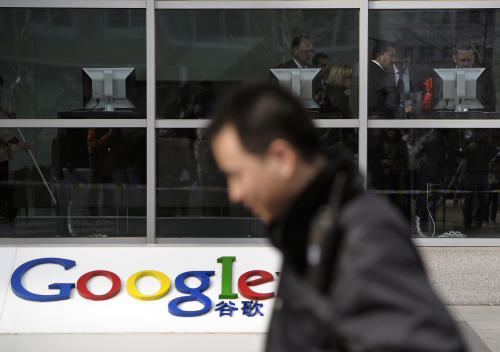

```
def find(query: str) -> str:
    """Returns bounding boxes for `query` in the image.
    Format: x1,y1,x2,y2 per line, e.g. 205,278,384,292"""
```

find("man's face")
211,125,290,223
453,49,475,68
395,56,410,72
377,47,397,69
317,57,331,79
292,38,313,67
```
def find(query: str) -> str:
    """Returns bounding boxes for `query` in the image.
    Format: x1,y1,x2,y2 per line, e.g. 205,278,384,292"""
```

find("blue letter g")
11,257,76,302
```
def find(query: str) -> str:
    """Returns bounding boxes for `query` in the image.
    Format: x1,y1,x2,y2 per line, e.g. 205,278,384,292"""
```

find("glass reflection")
156,9,359,119
156,128,356,237
0,128,146,237
0,8,146,118
369,9,500,118
368,129,500,238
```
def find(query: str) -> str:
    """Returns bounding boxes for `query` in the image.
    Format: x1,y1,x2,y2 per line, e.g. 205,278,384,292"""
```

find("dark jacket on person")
326,84,353,118
368,60,400,118
265,158,467,352
277,59,304,68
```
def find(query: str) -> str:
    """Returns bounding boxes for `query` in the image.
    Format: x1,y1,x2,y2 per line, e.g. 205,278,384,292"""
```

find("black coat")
327,84,353,118
277,59,301,68
368,61,400,118
266,162,467,352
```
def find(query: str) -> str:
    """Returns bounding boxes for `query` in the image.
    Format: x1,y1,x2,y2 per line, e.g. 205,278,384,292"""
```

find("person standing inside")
369,41,400,118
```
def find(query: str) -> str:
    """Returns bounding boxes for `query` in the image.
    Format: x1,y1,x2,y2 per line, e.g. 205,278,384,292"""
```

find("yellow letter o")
126,270,171,300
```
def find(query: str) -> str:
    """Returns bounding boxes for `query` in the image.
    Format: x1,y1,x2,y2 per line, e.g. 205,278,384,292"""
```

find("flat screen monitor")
270,68,321,109
433,68,485,111
82,67,136,111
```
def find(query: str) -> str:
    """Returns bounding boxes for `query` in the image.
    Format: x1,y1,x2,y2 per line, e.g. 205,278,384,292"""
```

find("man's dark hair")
371,40,394,60
312,52,329,67
453,39,476,56
393,41,412,59
291,35,309,51
0,75,3,87
206,83,322,161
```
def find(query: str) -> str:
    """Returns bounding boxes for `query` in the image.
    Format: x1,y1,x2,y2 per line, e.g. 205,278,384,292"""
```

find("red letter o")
77,270,121,301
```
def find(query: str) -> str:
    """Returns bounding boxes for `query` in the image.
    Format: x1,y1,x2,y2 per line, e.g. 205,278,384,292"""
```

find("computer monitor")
270,68,321,109
82,67,136,111
433,68,485,111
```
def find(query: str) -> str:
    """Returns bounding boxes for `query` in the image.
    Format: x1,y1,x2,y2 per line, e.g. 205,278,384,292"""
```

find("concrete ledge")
419,247,500,305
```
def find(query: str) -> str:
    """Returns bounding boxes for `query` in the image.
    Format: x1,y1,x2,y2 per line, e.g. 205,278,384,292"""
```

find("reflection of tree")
370,10,494,67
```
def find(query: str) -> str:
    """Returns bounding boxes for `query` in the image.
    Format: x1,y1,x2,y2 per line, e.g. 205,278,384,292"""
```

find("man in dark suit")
393,43,428,118
368,41,400,118
277,35,314,69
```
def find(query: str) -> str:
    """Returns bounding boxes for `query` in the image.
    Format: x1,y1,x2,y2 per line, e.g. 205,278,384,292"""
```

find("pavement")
451,306,500,351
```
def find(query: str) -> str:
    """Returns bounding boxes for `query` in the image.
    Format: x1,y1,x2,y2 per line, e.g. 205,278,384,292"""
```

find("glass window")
156,128,357,237
368,128,500,238
0,128,146,237
0,8,146,119
156,9,359,119
369,9,499,119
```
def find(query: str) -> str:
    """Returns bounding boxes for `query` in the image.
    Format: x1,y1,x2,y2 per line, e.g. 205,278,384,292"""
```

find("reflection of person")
0,76,30,220
414,129,444,231
459,130,496,230
10,65,37,117
54,73,81,112
487,146,500,225
208,83,466,352
187,81,216,118
277,36,314,69
368,41,400,118
326,64,354,118
88,128,115,184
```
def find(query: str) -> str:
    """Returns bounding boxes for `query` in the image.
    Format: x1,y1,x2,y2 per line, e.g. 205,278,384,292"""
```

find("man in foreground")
207,84,466,351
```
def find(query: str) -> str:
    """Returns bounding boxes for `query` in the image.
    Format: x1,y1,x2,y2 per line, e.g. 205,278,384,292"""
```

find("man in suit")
208,83,466,352
368,41,400,118
277,35,314,69
394,44,419,117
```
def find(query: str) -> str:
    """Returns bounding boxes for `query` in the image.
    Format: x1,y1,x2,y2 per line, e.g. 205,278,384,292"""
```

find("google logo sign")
10,256,276,317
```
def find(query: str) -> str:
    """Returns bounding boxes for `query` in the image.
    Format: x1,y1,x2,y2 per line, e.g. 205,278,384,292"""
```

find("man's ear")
267,139,297,179
452,55,457,65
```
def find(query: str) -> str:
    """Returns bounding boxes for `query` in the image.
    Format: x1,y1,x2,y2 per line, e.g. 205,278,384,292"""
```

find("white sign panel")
0,247,17,322
0,246,282,334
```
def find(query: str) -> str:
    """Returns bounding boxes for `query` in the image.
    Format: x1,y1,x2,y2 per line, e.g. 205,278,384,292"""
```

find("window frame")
1,0,500,246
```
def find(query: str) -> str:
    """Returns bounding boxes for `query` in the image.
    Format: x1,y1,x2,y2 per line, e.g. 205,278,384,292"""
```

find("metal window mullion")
155,1,360,10
146,0,156,244
414,238,500,246
156,119,211,129
0,119,147,129
368,119,500,129
314,119,359,128
369,1,500,10
359,0,368,188
0,0,146,8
